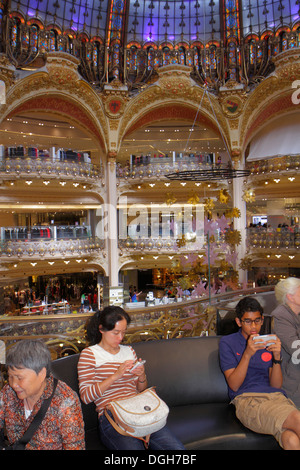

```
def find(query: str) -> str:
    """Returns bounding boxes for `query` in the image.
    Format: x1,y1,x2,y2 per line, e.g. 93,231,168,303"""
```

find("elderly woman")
0,339,85,450
272,277,300,407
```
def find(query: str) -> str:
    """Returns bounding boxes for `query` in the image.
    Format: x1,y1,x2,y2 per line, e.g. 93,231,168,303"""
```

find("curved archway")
118,102,229,165
4,94,105,152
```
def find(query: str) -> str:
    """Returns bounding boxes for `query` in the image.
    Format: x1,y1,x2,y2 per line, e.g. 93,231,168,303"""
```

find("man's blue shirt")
219,330,285,401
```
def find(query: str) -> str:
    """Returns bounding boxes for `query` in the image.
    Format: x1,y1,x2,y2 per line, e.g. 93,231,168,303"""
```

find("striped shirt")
77,344,138,415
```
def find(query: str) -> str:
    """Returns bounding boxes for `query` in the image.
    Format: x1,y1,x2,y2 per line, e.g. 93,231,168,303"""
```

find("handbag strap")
16,378,58,448
104,408,150,447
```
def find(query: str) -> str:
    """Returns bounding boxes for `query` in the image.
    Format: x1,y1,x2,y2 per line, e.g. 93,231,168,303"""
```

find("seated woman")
77,305,185,450
1,339,85,450
272,277,300,407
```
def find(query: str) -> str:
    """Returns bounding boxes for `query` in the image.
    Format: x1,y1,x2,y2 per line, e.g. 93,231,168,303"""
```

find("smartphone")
129,359,146,372
253,334,276,345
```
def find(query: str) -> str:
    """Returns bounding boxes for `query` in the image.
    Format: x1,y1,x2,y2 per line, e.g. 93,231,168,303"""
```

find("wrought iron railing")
0,286,274,365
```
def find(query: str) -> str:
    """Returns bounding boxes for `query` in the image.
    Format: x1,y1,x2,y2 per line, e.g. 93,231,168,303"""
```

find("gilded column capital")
231,149,242,167
107,151,117,166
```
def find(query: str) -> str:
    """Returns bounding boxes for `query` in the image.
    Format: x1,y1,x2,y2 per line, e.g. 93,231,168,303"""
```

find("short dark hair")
235,296,263,320
6,339,51,377
86,306,131,345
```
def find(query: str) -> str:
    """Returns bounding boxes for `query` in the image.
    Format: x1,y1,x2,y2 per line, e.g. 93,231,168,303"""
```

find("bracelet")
138,375,147,383
272,357,282,364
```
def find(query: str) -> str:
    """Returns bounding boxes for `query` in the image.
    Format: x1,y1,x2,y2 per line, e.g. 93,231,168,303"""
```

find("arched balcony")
0,235,105,260
1,154,103,182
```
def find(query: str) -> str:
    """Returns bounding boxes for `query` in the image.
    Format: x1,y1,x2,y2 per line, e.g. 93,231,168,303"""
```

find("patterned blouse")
0,375,85,450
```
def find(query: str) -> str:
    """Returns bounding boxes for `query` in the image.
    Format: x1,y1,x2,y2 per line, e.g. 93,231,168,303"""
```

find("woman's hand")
130,359,147,391
114,360,135,380
130,359,146,378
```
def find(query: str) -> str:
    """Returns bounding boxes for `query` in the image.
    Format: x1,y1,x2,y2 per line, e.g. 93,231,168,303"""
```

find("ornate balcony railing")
0,287,274,374
246,155,300,175
116,158,227,183
246,227,300,250
0,236,105,259
0,157,103,181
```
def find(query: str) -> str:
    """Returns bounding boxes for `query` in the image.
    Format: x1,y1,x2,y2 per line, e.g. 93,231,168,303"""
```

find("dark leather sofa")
51,336,281,450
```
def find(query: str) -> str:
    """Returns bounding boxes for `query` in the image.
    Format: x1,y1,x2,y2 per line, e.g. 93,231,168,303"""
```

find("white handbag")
105,387,169,445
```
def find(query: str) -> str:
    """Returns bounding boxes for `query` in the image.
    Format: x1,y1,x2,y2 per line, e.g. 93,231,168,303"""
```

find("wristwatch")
272,357,283,364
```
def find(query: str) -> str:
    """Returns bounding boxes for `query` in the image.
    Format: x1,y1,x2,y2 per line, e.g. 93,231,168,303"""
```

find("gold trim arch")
1,57,109,154
119,101,231,158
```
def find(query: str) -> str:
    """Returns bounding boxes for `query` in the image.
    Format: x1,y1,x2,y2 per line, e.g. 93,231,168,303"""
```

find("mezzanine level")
0,226,298,265
0,154,103,183
246,155,300,175
0,235,105,261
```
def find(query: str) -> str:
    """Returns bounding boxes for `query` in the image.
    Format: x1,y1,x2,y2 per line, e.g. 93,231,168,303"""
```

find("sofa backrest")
51,335,229,420
51,353,98,432
133,336,229,406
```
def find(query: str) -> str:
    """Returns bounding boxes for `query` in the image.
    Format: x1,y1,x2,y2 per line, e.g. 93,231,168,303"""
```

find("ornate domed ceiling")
8,0,300,41
3,0,299,90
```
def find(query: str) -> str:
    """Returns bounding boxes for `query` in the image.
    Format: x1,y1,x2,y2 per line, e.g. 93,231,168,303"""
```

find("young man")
219,296,300,450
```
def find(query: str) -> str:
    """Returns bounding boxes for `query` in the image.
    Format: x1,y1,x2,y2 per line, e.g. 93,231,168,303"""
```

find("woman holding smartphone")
77,305,185,450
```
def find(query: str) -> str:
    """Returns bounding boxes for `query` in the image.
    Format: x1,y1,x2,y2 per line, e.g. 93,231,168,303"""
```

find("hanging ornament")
165,192,177,205
187,191,200,205
225,207,241,218
242,189,255,202
220,259,230,271
204,198,215,217
224,229,241,246
176,235,186,248
218,189,230,204
239,256,253,270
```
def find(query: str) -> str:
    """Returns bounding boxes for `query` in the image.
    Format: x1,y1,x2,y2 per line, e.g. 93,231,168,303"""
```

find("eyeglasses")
241,318,263,325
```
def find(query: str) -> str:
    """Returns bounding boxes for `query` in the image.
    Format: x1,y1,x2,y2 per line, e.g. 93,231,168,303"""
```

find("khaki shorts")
232,392,297,448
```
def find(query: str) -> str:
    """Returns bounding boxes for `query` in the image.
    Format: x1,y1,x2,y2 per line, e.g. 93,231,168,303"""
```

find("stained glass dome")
2,1,300,89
